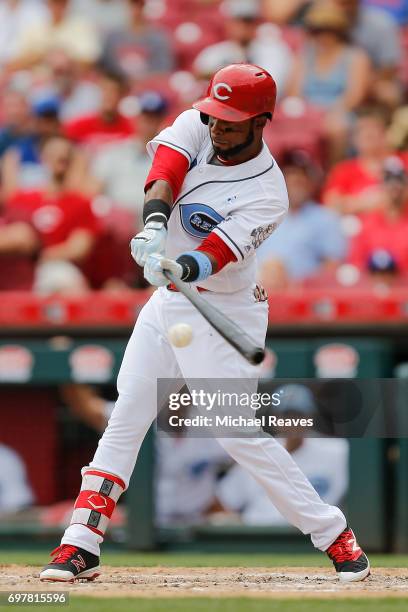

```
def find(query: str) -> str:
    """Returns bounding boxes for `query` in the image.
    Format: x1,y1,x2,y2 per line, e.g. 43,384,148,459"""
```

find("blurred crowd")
0,0,407,294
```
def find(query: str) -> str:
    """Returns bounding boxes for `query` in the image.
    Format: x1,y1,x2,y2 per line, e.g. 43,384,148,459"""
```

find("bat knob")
251,348,265,365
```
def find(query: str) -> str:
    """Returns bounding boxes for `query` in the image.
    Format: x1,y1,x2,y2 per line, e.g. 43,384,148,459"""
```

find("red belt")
167,283,209,293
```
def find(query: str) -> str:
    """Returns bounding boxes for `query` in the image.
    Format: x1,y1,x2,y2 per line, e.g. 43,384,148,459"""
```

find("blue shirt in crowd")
362,0,408,25
257,201,347,280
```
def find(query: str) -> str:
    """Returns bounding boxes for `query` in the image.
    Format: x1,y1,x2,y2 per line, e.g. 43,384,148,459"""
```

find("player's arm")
141,153,237,280
147,186,290,286
130,145,189,266
144,231,237,287
131,109,208,267
171,233,236,282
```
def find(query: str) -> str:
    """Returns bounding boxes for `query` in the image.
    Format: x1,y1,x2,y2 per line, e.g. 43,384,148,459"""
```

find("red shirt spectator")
349,157,408,274
349,208,408,273
323,154,408,210
65,113,134,147
63,68,134,148
5,136,105,293
323,106,408,214
8,190,101,249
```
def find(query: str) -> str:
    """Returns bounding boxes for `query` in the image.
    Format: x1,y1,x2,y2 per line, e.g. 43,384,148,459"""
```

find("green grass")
1,550,408,568
6,598,407,612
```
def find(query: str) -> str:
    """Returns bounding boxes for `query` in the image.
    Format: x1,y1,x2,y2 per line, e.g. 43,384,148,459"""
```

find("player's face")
209,116,254,159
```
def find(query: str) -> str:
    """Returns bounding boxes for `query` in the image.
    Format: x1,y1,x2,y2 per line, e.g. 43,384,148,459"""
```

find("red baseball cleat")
327,527,370,582
40,544,100,582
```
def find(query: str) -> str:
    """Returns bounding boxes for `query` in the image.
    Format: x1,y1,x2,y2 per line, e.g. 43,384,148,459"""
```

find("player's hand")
144,254,183,287
130,221,167,266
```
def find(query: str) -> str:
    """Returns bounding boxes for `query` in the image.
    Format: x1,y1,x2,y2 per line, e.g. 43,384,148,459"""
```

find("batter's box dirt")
1,566,407,599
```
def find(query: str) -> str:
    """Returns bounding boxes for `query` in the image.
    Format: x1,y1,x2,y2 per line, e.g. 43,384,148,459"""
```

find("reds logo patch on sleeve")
180,203,224,238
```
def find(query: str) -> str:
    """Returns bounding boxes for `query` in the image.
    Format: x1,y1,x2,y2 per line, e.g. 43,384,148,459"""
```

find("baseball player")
40,64,370,583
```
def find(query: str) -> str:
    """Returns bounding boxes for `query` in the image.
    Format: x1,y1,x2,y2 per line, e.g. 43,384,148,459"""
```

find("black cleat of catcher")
40,544,100,582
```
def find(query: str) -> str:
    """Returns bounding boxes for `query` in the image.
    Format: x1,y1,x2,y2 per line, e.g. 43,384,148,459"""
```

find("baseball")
168,323,193,347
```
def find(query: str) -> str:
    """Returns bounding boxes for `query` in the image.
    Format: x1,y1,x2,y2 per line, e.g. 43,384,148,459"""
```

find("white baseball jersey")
147,109,289,293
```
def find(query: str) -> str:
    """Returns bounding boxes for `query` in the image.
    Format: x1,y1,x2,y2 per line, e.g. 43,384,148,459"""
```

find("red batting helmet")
193,63,277,123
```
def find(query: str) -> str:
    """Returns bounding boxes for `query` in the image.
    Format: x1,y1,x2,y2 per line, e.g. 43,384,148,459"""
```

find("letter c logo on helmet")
213,82,232,101
193,63,277,124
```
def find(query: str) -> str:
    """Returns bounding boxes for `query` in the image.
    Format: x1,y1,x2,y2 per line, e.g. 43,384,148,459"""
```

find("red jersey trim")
197,232,237,273
145,144,189,201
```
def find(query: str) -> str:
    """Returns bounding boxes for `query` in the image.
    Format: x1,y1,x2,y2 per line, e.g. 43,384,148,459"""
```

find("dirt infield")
1,565,407,599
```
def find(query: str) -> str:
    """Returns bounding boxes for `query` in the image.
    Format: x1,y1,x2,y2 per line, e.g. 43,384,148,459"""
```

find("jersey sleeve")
212,177,289,262
146,109,208,166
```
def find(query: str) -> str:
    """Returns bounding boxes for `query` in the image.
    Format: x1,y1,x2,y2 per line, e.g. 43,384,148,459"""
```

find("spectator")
388,104,408,151
216,385,349,526
7,136,102,294
70,0,131,36
10,0,101,70
336,0,402,71
362,0,408,26
101,0,174,82
265,0,402,108
285,0,371,163
262,0,312,25
64,69,134,148
193,0,293,95
2,93,62,199
348,156,408,276
40,49,101,123
287,1,371,110
334,0,402,107
0,444,35,514
89,91,169,217
257,150,346,289
323,105,408,214
0,0,48,67
0,86,32,159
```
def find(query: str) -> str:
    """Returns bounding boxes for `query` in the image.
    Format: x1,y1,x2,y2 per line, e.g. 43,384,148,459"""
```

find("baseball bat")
163,270,265,365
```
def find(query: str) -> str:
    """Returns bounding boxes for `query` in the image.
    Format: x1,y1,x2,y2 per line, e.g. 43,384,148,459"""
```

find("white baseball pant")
62,285,346,555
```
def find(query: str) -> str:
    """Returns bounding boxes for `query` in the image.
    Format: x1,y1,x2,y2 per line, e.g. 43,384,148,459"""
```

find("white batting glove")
144,254,183,287
130,221,167,266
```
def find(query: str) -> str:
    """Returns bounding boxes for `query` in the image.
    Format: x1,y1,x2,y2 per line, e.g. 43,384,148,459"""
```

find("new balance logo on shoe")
71,555,86,572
